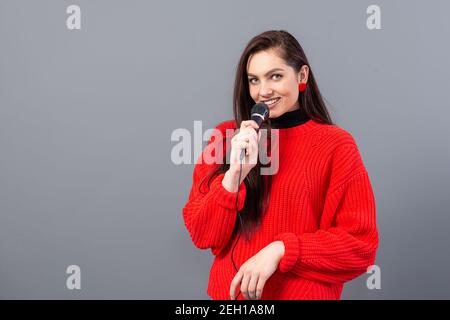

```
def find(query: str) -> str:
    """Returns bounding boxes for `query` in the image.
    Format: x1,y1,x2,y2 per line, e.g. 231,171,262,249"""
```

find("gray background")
1,0,449,299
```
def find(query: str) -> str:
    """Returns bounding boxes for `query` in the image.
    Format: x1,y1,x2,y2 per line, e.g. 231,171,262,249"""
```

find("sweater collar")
269,108,310,129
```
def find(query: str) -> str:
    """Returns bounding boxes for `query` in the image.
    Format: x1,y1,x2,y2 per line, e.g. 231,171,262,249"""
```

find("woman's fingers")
233,133,258,154
234,141,249,152
240,120,259,131
236,130,257,146
231,270,262,300
230,270,244,300
239,121,259,139
247,273,259,300
235,133,251,142
240,272,251,300
255,275,267,300
231,124,259,165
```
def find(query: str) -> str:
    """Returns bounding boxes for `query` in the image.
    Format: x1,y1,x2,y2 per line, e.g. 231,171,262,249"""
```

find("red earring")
298,82,307,92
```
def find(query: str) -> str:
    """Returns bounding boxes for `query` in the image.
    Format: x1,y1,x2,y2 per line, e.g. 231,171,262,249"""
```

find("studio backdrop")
1,0,449,299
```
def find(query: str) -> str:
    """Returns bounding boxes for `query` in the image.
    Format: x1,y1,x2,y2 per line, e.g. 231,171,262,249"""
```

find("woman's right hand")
229,120,261,178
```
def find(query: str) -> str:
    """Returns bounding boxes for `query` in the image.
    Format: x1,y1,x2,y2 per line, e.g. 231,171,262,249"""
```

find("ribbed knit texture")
182,119,379,300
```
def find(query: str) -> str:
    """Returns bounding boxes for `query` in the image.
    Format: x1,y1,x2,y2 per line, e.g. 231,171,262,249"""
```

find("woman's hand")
230,241,285,300
229,120,261,177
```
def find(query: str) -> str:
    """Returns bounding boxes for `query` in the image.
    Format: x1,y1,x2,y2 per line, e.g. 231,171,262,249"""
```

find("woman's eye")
272,74,282,80
248,74,282,84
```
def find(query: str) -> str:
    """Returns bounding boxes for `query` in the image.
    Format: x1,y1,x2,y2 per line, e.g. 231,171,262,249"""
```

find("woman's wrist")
222,168,243,193
272,240,285,260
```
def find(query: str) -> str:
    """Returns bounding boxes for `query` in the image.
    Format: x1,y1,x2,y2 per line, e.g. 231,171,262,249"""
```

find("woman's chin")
268,108,280,118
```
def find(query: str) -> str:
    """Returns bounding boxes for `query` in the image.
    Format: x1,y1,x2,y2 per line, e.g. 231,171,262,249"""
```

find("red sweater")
182,118,379,300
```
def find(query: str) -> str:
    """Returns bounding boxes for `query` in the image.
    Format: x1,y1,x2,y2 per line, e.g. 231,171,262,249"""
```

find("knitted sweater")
182,118,379,300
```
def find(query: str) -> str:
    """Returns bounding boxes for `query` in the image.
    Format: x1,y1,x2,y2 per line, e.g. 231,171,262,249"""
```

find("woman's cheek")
250,89,258,101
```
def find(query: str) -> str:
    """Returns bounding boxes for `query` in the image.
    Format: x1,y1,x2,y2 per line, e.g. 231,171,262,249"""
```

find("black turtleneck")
269,108,310,129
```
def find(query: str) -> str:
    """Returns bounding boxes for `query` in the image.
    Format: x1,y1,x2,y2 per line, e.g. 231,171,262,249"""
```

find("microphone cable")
231,155,244,300
230,104,268,300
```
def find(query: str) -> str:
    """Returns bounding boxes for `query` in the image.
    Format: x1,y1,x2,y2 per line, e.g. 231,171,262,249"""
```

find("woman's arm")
274,143,379,284
182,122,247,256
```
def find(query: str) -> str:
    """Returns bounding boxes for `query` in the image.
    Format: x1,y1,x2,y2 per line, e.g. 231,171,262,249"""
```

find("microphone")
240,103,270,161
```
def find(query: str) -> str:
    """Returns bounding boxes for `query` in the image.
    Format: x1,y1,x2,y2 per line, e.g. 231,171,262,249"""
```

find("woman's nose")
259,83,273,96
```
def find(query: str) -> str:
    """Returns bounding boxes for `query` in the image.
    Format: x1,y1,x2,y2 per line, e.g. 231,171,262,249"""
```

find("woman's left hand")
230,241,285,300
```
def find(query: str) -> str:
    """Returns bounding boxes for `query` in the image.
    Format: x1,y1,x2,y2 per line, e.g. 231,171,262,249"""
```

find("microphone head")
250,103,270,127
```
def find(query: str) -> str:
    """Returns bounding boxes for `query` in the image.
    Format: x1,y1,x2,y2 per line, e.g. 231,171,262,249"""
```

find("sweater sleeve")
274,142,379,284
182,122,247,256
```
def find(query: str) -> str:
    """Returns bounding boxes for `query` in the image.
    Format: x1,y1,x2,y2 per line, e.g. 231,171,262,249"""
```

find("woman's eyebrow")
247,68,285,77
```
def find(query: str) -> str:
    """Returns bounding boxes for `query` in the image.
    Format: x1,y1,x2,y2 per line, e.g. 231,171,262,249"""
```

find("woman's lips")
265,97,281,108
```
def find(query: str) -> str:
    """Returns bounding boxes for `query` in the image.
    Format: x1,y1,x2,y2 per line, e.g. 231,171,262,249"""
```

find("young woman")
182,30,378,300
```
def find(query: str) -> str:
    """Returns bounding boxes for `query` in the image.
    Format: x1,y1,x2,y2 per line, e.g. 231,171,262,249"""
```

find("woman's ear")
298,65,310,83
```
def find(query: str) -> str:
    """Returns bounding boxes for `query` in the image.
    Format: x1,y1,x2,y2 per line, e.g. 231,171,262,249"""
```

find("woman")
182,30,378,300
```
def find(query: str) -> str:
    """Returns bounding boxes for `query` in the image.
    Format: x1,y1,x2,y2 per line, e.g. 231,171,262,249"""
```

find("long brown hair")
200,30,334,242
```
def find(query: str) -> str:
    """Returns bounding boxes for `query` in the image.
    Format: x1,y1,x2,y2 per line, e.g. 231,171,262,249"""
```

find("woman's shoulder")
212,119,359,148
213,119,237,132
313,121,368,176
313,120,359,149
208,120,238,142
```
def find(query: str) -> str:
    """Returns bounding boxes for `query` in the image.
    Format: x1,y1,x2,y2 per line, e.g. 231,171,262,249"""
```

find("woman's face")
246,49,309,119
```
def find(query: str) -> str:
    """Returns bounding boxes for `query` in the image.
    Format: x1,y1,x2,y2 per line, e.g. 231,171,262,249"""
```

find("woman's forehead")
247,50,286,74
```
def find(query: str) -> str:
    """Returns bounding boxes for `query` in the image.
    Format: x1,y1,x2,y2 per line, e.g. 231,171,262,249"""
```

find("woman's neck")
269,108,310,129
